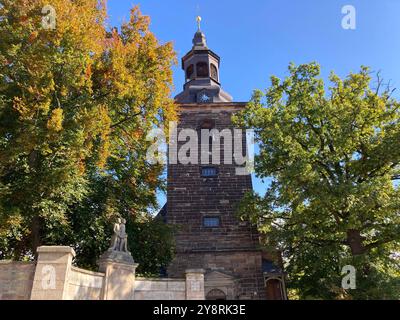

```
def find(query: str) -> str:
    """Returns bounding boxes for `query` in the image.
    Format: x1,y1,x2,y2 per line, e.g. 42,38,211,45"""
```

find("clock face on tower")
198,91,212,103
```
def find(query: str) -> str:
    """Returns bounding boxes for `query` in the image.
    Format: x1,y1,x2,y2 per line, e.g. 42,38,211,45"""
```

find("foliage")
233,62,400,299
0,0,176,273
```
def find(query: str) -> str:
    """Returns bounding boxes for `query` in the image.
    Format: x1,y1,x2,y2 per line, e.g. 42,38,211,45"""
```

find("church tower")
163,19,286,300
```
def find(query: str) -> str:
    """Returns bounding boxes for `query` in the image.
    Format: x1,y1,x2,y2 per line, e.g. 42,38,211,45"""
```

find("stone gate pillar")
30,246,75,300
98,249,138,300
185,269,205,300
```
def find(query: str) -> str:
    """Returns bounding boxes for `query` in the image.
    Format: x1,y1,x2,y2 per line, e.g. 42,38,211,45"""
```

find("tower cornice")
175,102,248,113
181,49,220,69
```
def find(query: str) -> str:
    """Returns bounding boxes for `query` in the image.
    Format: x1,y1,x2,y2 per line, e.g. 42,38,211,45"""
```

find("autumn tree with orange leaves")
0,0,176,274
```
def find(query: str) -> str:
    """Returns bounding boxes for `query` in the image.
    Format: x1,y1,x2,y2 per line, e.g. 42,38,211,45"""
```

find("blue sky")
106,0,400,208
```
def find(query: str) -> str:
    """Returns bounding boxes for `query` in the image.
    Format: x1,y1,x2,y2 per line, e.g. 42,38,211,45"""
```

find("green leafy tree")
233,63,400,299
0,0,176,273
68,176,175,275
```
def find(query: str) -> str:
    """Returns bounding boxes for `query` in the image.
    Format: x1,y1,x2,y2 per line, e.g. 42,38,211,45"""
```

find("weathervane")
196,16,202,31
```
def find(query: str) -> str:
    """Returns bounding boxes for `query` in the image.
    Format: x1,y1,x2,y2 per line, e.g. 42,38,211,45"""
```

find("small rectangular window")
203,217,220,228
201,167,217,177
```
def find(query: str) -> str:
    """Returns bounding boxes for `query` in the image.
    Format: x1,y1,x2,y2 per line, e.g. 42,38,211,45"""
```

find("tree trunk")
28,150,42,259
346,229,366,255
31,216,42,259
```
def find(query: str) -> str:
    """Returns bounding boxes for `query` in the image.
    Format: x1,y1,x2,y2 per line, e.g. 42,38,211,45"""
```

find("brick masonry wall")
167,103,266,300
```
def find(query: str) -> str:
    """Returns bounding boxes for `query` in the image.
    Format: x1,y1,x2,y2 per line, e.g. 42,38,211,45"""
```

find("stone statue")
118,218,128,252
99,218,135,267
110,218,128,252
110,218,121,250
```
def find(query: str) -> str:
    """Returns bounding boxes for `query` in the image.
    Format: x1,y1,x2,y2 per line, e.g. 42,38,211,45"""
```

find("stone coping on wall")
70,266,105,277
37,246,76,256
136,277,186,281
186,268,206,274
0,260,35,265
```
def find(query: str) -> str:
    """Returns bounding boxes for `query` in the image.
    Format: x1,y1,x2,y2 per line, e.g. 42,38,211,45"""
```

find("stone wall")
66,266,104,300
134,269,205,300
0,246,205,300
170,251,266,300
166,104,266,299
134,279,186,300
0,261,35,300
167,105,259,254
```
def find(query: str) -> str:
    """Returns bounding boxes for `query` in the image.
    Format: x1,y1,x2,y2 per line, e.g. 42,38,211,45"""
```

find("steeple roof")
192,30,207,49
174,18,233,104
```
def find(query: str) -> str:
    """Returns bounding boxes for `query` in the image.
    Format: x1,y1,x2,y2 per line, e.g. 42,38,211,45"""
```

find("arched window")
186,64,194,81
196,62,209,77
210,64,218,81
206,289,226,300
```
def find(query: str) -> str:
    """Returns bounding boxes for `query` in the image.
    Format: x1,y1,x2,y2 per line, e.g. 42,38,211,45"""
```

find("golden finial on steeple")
196,16,202,31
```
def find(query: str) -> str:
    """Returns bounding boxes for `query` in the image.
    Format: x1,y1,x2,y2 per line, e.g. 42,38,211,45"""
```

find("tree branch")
110,111,142,129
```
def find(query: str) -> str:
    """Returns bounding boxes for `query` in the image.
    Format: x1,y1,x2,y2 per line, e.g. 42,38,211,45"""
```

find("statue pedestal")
98,249,139,300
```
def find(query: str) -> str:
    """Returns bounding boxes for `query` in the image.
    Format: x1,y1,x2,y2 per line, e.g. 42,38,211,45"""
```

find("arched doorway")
206,289,227,300
265,278,283,300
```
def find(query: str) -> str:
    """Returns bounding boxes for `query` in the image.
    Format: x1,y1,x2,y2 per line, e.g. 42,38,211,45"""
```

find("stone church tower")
161,22,286,300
